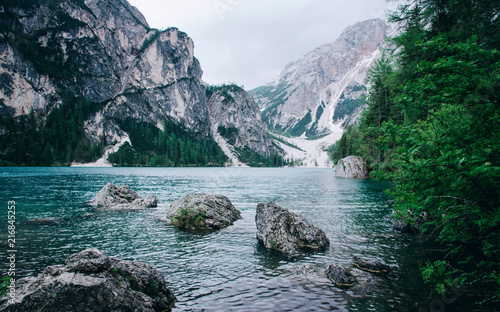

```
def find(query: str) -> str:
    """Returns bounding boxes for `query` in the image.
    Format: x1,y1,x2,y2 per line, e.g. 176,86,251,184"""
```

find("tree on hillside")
332,0,500,308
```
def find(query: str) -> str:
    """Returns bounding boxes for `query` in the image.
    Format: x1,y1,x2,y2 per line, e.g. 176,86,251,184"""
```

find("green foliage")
334,0,500,307
333,98,365,121
234,146,288,167
0,95,105,166
0,275,10,297
206,84,245,99
261,82,292,123
268,133,305,152
333,85,367,122
217,124,239,146
170,207,207,230
288,111,312,137
139,30,160,53
107,118,227,167
315,103,325,121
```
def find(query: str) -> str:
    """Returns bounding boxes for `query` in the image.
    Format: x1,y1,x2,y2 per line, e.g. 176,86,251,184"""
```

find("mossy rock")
167,194,241,230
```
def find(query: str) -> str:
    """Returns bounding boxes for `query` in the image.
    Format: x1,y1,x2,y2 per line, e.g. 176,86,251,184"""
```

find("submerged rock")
26,217,62,225
255,202,330,255
353,256,391,274
393,212,430,234
90,183,158,210
166,194,241,230
0,248,176,312
393,218,419,234
335,156,368,178
287,263,317,276
324,264,357,287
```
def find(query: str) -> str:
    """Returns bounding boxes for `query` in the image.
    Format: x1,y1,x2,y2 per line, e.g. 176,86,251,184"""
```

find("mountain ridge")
250,18,389,167
0,0,275,167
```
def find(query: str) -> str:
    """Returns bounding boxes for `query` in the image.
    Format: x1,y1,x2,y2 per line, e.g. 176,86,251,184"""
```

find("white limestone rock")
335,156,368,178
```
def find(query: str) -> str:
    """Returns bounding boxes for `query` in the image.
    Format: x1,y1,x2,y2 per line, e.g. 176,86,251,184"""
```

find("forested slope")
331,0,499,308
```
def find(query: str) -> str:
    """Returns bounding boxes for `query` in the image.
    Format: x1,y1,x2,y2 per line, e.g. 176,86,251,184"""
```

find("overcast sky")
127,0,391,89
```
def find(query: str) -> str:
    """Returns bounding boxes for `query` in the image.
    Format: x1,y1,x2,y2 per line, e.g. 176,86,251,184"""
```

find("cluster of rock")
165,194,330,256
0,249,176,312
166,194,242,230
9,186,392,310
90,183,158,210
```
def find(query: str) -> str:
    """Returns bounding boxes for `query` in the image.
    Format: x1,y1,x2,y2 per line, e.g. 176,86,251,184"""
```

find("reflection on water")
0,167,429,311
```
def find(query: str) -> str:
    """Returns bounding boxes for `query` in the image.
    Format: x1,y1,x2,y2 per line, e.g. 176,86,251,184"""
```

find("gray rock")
66,248,112,274
166,194,242,230
90,183,158,210
324,264,357,287
353,256,390,274
255,202,330,255
335,156,368,178
26,218,63,225
0,248,176,312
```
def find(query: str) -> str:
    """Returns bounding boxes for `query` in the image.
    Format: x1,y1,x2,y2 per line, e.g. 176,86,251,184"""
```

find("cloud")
128,0,389,89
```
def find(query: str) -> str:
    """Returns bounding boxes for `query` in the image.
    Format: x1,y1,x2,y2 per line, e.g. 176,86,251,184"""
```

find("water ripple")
0,167,430,311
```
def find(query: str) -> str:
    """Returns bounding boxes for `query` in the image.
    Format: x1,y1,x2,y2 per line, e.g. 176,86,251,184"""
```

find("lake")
0,167,430,311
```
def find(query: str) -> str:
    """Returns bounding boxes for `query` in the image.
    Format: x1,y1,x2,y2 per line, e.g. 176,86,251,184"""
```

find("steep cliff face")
206,85,276,166
0,0,208,139
251,19,389,138
0,0,271,166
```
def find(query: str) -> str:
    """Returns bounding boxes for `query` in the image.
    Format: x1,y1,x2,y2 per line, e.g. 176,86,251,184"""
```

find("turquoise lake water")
0,167,432,311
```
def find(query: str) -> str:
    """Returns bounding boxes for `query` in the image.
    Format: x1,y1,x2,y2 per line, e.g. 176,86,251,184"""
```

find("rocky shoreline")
0,249,176,312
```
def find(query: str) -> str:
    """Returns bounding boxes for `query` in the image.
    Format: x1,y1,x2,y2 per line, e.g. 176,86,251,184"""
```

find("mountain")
206,85,279,167
0,0,276,167
249,18,389,166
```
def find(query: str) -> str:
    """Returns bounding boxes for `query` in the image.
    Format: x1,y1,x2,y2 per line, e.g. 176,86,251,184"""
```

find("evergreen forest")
331,0,499,308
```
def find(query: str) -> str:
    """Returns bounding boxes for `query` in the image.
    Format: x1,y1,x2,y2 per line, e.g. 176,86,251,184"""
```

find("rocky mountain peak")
251,18,388,139
250,18,389,167
0,0,280,167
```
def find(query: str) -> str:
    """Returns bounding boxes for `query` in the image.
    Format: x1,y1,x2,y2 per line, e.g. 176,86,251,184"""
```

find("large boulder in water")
0,248,176,312
90,183,158,210
335,156,368,178
166,194,242,230
255,202,330,255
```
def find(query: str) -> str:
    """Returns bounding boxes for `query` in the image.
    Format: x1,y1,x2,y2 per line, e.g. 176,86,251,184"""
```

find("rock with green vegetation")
335,156,368,178
90,183,157,210
0,248,176,312
255,202,330,255
167,194,241,230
